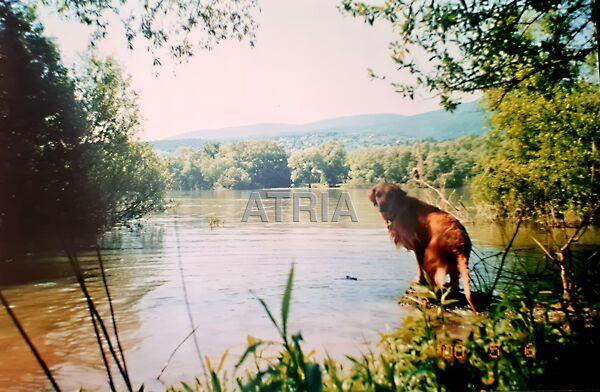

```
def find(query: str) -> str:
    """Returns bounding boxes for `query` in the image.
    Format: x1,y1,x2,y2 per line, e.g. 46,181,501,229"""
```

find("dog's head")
369,183,407,215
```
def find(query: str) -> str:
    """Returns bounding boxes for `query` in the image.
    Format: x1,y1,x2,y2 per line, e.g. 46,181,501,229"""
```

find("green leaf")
209,370,222,392
251,290,281,336
306,363,323,392
235,340,264,369
281,263,295,337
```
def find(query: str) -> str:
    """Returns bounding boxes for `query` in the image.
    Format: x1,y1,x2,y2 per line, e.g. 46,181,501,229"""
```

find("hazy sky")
43,0,451,140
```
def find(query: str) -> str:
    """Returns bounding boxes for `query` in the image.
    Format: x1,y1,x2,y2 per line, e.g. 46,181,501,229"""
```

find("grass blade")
235,341,263,369
281,264,295,337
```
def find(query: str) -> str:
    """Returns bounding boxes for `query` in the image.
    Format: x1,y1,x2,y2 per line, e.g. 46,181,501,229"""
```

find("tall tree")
75,56,167,226
0,5,167,258
473,83,600,221
0,3,93,255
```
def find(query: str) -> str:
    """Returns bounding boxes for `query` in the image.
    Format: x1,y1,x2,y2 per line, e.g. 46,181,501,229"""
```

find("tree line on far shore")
165,135,487,191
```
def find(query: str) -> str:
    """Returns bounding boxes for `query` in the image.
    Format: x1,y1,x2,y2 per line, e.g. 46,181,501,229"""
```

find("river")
0,188,597,390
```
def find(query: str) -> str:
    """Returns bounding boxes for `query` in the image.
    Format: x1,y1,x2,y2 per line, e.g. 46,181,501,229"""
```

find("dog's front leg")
416,265,425,284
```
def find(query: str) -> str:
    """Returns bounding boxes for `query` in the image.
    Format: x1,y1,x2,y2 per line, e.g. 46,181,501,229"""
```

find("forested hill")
152,101,487,153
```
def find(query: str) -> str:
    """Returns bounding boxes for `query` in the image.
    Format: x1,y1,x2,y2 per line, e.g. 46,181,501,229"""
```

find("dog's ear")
389,184,407,200
368,187,377,206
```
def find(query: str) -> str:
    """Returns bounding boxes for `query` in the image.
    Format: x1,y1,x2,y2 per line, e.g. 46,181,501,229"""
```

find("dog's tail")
457,254,477,313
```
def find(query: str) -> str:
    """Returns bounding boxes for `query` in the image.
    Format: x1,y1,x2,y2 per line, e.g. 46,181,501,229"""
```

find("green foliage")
1,3,94,249
288,142,349,187
347,148,389,184
342,0,597,110
167,148,210,190
473,84,600,222
76,56,168,226
223,142,291,188
0,5,167,256
216,167,251,190
333,289,598,391
422,137,487,188
170,265,325,392
167,141,290,190
27,0,257,65
346,136,486,187
168,137,486,190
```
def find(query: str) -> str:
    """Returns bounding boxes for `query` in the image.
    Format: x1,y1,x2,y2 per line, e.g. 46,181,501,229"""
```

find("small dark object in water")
345,275,358,281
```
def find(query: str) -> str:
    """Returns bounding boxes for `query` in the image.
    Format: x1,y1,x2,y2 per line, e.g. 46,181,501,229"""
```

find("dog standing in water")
369,183,477,312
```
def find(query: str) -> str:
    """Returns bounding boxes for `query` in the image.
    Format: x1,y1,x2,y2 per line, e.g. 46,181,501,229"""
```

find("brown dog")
369,183,476,312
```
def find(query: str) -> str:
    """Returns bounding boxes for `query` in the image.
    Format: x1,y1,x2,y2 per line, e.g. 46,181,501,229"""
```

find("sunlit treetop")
341,0,599,110
13,0,258,65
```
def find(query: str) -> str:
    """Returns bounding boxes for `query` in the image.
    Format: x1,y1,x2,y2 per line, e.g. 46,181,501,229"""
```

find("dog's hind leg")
450,269,459,292
457,254,477,313
423,247,446,289
433,267,448,290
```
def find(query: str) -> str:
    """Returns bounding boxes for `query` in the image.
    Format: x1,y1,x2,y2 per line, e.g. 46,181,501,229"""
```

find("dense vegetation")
347,136,486,188
166,136,486,190
0,2,259,391
473,83,599,223
288,142,349,187
153,131,422,154
0,5,166,257
169,265,599,392
167,141,290,190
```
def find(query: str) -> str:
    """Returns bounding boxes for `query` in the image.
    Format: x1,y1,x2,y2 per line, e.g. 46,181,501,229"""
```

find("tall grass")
169,265,599,392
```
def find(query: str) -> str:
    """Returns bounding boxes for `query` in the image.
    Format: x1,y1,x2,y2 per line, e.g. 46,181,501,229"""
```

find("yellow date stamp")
437,341,536,360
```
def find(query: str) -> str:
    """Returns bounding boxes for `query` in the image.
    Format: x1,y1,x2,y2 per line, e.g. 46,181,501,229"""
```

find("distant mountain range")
152,101,488,153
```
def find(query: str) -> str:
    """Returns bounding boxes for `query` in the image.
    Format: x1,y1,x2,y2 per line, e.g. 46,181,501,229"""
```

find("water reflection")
0,188,598,390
